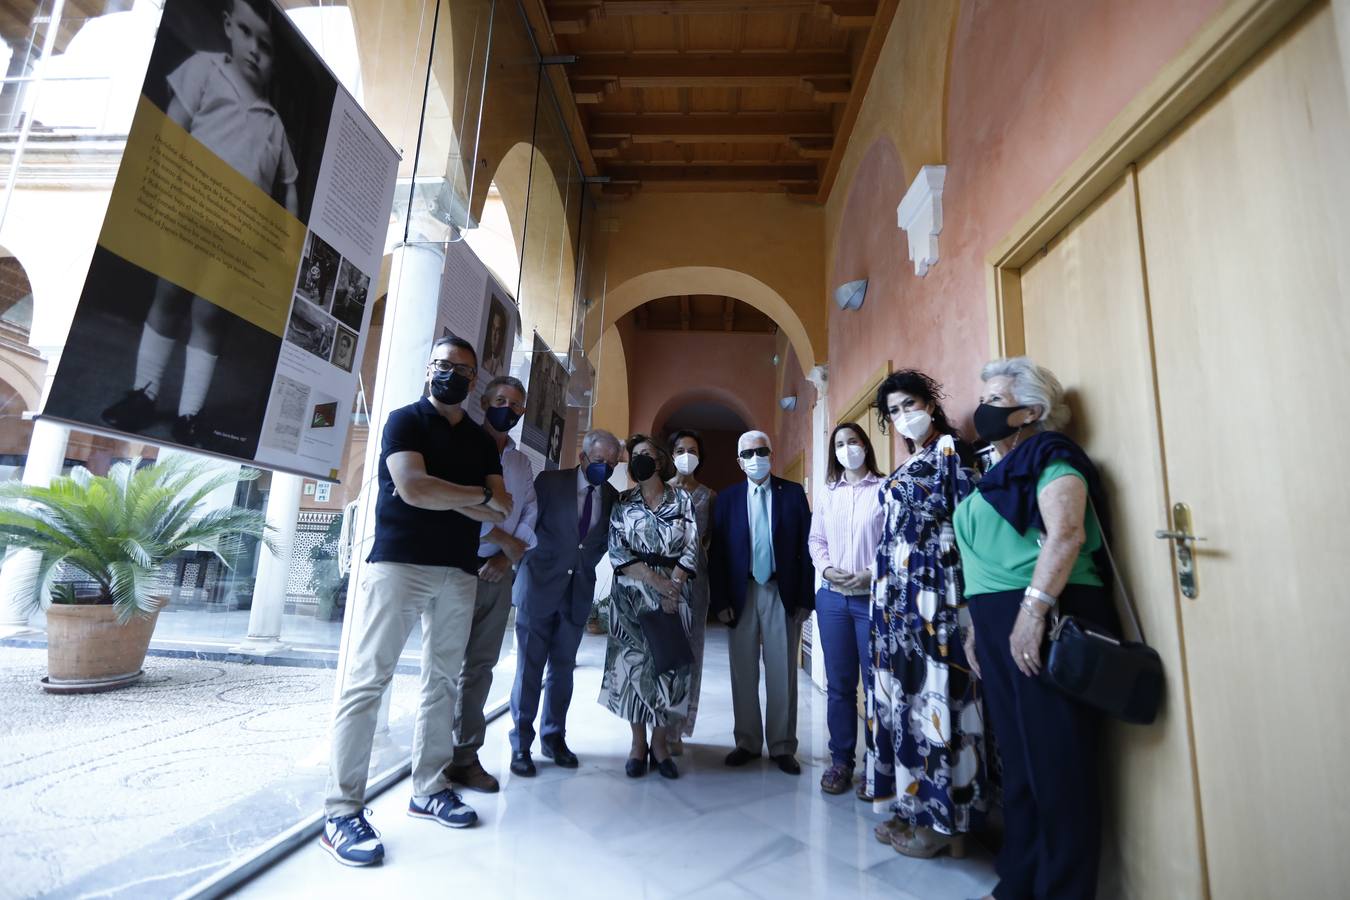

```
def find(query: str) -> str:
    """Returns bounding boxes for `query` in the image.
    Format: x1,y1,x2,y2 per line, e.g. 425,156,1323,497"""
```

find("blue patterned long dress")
865,434,990,834
598,485,700,726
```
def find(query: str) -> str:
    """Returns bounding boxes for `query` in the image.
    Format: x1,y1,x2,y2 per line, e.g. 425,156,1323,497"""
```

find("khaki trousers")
325,562,477,817
728,579,802,757
451,570,514,766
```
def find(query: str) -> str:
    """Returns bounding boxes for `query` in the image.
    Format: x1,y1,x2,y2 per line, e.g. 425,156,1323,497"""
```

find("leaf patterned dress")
865,434,990,834
599,485,700,726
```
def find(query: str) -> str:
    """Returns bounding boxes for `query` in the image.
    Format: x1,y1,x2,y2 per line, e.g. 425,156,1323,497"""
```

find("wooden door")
1136,3,1350,895
1019,174,1206,899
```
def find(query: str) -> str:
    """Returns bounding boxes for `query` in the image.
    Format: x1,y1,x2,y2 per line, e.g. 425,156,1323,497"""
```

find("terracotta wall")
621,323,777,446
771,336,816,493
818,0,1224,441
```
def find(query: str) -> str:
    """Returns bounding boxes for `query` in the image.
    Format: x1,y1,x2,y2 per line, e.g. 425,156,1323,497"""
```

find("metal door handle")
1157,502,1202,599
1154,529,1207,543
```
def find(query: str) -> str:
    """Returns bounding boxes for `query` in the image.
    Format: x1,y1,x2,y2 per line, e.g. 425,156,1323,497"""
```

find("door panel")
1138,3,1350,896
1020,173,1205,899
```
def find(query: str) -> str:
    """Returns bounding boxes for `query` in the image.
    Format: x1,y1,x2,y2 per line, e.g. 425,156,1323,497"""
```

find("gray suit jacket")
512,466,618,626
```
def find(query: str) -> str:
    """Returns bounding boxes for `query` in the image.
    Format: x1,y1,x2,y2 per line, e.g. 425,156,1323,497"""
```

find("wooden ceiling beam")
570,52,851,87
589,113,833,143
551,0,821,34
817,0,876,29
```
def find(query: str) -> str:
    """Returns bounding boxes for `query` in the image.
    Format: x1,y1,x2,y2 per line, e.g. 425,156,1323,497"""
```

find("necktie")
751,484,772,584
579,485,595,540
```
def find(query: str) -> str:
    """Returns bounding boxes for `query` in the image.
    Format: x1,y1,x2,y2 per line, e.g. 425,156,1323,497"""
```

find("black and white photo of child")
546,413,565,466
95,0,336,451
48,248,281,459
285,297,337,361
296,230,341,309
481,297,509,376
331,258,370,331
330,325,357,372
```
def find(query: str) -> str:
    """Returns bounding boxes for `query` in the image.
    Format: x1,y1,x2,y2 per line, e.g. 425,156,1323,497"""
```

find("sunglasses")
738,447,771,459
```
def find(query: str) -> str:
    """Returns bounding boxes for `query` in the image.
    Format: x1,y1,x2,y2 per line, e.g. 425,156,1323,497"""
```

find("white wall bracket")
896,165,947,277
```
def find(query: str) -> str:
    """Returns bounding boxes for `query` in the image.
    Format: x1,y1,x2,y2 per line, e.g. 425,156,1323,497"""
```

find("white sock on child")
178,345,218,418
134,325,175,400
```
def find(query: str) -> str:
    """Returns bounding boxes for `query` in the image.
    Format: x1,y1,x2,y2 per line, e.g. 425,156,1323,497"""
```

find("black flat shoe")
724,747,761,767
650,750,679,780
509,750,536,777
772,754,802,775
541,737,579,768
625,756,649,778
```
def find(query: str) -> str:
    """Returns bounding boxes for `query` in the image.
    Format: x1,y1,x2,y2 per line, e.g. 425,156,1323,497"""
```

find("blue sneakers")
321,810,384,867
407,788,478,828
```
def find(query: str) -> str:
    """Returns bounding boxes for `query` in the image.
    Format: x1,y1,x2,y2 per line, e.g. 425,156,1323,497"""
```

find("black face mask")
973,402,1030,444
629,454,658,482
430,370,470,406
484,405,521,433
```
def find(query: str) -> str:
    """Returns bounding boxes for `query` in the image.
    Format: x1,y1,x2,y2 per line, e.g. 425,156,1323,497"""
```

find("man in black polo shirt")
321,336,512,868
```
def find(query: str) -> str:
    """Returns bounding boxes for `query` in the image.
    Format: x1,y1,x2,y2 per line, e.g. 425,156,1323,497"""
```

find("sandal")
873,816,911,846
890,826,966,859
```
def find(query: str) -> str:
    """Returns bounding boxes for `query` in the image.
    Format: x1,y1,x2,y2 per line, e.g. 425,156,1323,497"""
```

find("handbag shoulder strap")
1087,495,1147,644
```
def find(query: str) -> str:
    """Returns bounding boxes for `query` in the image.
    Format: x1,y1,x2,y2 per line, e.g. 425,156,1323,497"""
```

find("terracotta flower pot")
42,598,167,693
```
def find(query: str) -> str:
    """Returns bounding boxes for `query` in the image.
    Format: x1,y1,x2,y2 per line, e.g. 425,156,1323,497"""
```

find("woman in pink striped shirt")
808,423,885,795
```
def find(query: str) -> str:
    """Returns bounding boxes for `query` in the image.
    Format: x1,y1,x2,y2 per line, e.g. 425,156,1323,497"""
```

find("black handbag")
1040,500,1164,725
638,608,695,673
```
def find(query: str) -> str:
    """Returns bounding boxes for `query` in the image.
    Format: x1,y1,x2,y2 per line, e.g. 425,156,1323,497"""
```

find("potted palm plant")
0,457,273,693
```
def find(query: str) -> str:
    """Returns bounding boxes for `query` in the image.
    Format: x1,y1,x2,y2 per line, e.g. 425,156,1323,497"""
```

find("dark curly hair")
626,433,676,482
874,369,960,454
668,429,705,474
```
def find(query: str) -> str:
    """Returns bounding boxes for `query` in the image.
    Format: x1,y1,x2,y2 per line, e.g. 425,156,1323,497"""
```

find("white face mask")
742,455,771,481
674,452,698,476
835,444,866,471
895,409,933,442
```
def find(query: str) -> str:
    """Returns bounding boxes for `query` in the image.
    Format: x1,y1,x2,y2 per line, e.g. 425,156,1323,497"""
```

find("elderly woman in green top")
955,357,1119,900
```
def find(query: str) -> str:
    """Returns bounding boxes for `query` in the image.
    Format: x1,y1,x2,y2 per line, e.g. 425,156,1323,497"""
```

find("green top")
953,460,1104,596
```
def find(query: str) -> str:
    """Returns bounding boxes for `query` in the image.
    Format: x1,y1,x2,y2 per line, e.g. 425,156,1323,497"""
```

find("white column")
805,364,829,693
0,418,70,637
232,472,303,655
330,240,446,717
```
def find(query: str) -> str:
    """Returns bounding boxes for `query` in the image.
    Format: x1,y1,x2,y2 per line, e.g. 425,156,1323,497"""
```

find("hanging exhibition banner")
523,333,570,469
435,240,519,425
41,0,398,481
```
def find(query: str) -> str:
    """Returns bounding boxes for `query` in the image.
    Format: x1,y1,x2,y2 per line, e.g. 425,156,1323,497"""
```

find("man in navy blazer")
507,428,622,777
710,429,814,774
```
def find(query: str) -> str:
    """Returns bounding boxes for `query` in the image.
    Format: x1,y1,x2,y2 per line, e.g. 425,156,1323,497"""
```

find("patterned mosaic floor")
0,648,424,899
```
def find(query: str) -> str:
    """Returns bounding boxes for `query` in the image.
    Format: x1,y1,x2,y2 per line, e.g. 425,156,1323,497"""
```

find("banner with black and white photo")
435,240,519,424
40,0,398,481
522,333,570,470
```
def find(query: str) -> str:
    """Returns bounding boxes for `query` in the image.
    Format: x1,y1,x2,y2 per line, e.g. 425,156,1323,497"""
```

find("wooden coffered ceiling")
522,0,900,200
628,295,778,333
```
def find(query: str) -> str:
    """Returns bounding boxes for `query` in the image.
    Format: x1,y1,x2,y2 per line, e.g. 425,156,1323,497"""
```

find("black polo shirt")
367,398,502,574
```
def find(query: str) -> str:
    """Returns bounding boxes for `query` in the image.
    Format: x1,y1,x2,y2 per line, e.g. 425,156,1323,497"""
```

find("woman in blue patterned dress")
599,435,700,780
866,370,989,858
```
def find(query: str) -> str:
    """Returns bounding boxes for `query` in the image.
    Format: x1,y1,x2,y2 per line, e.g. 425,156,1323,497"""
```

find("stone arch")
650,388,756,439
486,141,578,353
595,267,815,374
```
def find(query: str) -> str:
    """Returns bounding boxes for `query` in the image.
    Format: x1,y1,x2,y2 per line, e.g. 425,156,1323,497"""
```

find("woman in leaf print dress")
866,370,990,858
599,434,700,780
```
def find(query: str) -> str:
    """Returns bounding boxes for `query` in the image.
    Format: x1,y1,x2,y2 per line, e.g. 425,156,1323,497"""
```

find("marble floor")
235,628,999,900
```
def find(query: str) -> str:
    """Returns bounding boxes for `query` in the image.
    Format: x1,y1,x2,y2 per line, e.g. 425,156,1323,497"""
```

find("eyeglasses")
738,447,771,459
429,360,476,378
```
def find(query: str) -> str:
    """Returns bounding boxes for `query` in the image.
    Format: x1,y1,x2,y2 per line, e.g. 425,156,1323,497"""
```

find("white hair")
582,429,621,456
980,356,1071,432
737,430,772,452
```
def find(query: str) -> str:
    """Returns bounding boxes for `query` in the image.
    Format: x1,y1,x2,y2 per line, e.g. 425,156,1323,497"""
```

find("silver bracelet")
1023,586,1057,609
1019,599,1047,620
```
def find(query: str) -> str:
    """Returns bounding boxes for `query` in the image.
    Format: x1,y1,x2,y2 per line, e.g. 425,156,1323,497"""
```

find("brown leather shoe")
874,815,911,845
445,758,500,793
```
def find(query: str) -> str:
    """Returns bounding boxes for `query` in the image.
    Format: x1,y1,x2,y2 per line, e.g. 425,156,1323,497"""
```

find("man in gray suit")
508,428,622,776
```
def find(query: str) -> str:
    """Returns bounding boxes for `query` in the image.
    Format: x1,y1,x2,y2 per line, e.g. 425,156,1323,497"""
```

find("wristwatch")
479,484,493,507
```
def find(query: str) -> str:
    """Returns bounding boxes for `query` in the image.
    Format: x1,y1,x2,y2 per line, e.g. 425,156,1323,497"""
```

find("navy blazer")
709,475,814,623
513,467,618,626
